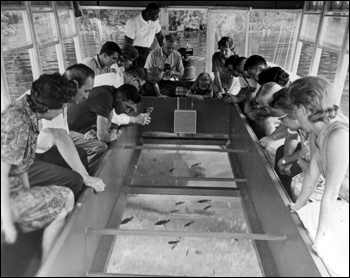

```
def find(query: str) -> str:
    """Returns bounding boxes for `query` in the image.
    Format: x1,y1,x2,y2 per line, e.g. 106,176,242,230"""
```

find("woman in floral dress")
1,73,77,262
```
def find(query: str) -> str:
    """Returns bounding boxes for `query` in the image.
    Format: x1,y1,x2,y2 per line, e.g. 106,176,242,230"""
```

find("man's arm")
1,161,17,244
50,128,91,179
96,115,111,143
125,36,134,46
155,31,164,47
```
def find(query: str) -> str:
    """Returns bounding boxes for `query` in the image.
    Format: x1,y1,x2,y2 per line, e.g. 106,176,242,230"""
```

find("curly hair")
27,73,77,114
217,37,235,51
288,76,339,122
258,67,290,86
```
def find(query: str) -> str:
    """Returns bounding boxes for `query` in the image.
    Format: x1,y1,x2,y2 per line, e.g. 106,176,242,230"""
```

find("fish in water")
175,201,185,206
120,216,134,225
170,209,181,213
186,248,189,256
169,167,175,173
197,199,211,203
203,205,212,211
153,157,157,162
190,162,202,168
184,220,195,227
168,240,180,245
155,219,170,227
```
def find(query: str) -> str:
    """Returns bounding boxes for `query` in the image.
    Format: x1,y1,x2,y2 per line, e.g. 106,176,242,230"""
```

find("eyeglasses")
277,113,289,121
133,78,142,90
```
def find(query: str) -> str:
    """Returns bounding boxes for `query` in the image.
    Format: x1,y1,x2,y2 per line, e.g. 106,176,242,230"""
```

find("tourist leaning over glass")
289,76,349,277
1,73,76,263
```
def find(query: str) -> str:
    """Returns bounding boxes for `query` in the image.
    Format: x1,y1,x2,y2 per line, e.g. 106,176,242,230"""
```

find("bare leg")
41,191,75,263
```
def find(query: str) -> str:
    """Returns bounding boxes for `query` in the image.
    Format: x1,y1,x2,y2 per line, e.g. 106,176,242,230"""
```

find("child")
140,67,167,98
186,73,213,101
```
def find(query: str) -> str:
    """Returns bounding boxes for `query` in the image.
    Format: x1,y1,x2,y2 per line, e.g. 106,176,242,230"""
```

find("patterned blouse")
1,96,39,190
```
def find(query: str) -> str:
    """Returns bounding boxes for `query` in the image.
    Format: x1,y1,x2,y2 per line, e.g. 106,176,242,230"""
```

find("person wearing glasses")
144,34,184,97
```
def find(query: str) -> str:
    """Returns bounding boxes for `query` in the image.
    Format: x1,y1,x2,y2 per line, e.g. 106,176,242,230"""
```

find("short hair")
288,76,339,122
225,55,240,68
121,45,139,61
218,37,235,50
147,66,162,78
164,34,177,43
125,67,146,82
257,82,282,98
269,88,290,110
145,3,160,12
117,83,141,104
244,55,267,71
258,67,289,86
28,73,76,113
100,41,122,56
64,64,95,89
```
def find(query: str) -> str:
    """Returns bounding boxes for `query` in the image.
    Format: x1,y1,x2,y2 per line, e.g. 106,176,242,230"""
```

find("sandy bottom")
106,194,263,277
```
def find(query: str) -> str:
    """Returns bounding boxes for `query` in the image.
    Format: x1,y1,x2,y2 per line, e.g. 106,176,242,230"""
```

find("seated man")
67,84,143,144
82,41,122,76
29,64,106,202
144,34,184,97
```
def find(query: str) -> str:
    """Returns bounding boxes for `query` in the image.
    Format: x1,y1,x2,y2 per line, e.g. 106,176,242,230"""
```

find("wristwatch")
281,158,287,165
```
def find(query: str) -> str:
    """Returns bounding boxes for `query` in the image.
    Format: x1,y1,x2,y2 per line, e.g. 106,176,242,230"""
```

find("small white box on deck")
174,110,197,134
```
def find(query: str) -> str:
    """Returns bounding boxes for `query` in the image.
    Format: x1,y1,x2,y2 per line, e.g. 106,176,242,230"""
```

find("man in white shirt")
29,64,106,201
143,34,184,97
125,3,164,68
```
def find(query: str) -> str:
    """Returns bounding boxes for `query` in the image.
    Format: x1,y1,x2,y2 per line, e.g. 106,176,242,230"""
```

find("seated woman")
289,76,349,277
186,72,213,101
1,73,76,263
212,37,237,97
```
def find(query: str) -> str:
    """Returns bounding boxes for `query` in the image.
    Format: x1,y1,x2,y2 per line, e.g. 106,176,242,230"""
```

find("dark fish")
190,162,202,168
184,220,195,227
186,248,189,256
120,216,134,225
175,201,185,206
155,219,170,227
195,250,203,255
153,157,157,162
171,244,178,250
168,240,180,245
194,173,205,178
169,167,175,173
203,205,212,211
170,209,181,213
197,199,211,203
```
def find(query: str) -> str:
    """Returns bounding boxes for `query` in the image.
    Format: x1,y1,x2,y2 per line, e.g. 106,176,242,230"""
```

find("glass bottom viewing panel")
129,144,238,188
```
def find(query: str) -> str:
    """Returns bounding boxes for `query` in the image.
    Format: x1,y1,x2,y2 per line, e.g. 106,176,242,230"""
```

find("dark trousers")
132,46,151,68
28,146,88,202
